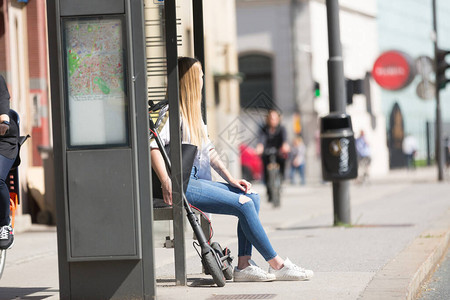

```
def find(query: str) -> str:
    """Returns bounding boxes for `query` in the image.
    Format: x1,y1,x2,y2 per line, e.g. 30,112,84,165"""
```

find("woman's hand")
280,142,290,158
209,148,253,193
255,143,264,156
230,178,252,194
161,177,173,205
151,148,173,205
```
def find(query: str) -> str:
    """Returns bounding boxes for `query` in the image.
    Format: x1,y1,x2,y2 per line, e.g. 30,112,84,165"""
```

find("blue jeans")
290,164,305,185
185,167,277,261
0,154,15,226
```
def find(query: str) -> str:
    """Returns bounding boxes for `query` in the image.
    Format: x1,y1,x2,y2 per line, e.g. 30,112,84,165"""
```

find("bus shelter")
47,0,206,298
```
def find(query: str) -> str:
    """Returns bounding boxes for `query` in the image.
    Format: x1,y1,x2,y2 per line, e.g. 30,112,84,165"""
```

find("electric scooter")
149,100,233,286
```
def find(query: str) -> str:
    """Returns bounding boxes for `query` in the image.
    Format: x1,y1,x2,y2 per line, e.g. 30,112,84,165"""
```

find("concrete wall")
203,0,242,178
236,0,295,115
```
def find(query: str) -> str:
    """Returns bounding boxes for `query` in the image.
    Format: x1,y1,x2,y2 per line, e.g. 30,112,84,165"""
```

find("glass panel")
63,16,128,147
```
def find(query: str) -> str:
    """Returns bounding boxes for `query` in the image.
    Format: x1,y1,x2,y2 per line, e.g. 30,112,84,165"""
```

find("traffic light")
345,78,364,105
435,48,450,90
345,79,354,105
314,81,320,97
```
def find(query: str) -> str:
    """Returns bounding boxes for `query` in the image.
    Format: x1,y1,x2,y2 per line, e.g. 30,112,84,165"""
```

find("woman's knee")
245,193,260,212
238,194,252,205
238,195,260,216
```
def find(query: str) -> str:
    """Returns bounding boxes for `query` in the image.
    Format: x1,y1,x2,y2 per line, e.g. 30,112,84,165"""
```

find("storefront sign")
372,50,415,90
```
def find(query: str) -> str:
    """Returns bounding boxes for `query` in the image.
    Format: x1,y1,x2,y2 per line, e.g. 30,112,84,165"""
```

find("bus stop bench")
153,198,210,247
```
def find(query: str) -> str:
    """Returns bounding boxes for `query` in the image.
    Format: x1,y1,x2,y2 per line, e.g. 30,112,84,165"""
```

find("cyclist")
0,76,18,250
150,57,313,282
255,109,290,201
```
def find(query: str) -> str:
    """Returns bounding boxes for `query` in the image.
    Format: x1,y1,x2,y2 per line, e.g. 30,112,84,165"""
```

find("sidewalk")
1,167,449,299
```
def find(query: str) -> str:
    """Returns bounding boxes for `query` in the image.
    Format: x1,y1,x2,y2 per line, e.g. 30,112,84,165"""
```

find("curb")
407,222,450,299
360,209,450,299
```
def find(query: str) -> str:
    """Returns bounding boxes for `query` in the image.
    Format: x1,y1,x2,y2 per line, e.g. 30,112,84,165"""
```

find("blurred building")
1,0,50,225
236,0,389,181
376,0,450,169
145,0,241,179
202,0,242,178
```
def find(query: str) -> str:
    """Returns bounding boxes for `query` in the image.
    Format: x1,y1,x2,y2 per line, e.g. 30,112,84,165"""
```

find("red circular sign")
372,51,414,90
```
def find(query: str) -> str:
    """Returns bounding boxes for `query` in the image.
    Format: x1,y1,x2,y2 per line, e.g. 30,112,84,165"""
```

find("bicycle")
0,110,29,279
264,147,282,208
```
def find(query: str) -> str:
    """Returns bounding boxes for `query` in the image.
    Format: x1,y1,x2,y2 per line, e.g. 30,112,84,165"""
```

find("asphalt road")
418,247,450,300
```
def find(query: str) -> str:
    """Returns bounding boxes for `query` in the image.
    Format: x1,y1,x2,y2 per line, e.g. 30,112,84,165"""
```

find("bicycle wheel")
211,242,233,280
271,171,281,208
0,249,6,279
267,168,275,203
202,251,226,287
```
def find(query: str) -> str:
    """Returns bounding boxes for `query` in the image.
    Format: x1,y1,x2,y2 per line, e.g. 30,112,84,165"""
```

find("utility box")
47,0,155,298
320,113,358,181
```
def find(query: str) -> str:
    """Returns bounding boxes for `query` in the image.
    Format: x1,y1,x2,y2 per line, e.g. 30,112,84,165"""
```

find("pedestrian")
0,75,19,250
355,130,371,182
289,136,306,185
150,57,313,282
402,133,418,170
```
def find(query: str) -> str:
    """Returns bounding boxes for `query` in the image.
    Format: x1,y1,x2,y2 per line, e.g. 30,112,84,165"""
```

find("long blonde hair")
178,57,206,147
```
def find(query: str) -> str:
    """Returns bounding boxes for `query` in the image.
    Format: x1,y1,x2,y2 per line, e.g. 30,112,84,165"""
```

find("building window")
238,54,274,109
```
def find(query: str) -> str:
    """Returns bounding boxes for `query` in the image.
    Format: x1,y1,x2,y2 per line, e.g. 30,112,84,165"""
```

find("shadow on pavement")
0,287,58,300
157,277,221,288
276,223,414,231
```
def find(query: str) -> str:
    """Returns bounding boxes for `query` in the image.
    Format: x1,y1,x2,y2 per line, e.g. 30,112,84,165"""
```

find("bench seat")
152,197,210,241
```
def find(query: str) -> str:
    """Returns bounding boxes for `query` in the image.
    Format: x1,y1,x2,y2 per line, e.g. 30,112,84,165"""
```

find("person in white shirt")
355,130,371,182
402,133,418,170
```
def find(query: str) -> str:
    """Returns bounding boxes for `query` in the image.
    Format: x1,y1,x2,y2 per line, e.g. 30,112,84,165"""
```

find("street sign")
416,80,435,100
415,55,434,77
372,50,415,90
415,56,435,100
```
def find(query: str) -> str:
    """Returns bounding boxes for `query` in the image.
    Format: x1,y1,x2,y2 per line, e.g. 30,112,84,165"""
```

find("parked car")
240,144,263,181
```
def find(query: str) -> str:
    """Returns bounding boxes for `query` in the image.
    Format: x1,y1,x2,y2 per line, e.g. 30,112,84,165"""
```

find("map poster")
63,17,128,147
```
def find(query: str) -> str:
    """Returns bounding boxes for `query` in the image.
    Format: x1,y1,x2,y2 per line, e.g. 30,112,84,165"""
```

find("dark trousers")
262,154,286,184
405,153,415,169
0,154,15,226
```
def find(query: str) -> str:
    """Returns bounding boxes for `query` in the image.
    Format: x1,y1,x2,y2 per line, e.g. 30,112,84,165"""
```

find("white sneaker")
268,258,314,281
233,260,276,282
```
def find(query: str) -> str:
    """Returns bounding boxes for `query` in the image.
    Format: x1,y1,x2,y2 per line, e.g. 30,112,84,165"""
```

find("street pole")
326,0,351,225
432,0,444,181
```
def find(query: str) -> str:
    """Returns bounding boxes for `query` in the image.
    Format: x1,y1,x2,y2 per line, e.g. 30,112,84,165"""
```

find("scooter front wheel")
211,242,233,280
203,251,226,287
